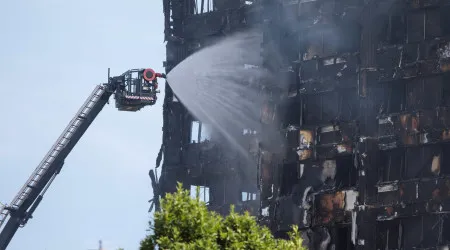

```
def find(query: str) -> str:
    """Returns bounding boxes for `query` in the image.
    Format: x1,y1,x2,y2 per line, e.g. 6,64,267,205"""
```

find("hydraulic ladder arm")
0,82,116,250
0,68,165,249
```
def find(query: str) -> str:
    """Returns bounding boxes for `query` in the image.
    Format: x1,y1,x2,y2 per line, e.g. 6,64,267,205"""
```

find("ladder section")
0,206,7,230
0,85,107,229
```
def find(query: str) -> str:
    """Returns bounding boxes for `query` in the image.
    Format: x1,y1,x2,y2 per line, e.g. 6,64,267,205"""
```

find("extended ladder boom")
0,83,116,250
0,67,165,250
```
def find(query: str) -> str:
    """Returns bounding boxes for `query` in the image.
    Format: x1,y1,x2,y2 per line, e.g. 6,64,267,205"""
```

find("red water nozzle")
143,68,156,81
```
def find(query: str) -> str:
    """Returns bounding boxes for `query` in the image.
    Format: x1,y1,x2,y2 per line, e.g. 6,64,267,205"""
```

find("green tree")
140,183,305,250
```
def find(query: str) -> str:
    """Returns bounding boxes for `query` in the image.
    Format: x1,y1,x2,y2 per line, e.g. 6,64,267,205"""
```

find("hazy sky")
0,1,165,249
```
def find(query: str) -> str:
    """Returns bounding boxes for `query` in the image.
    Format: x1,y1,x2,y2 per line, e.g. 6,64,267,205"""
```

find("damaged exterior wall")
158,0,261,217
158,0,450,249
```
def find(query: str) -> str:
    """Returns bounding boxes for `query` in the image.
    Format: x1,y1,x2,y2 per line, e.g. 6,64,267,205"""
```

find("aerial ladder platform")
0,68,165,250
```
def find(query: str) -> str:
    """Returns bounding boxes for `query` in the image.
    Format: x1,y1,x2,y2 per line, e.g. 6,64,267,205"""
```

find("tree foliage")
140,183,306,250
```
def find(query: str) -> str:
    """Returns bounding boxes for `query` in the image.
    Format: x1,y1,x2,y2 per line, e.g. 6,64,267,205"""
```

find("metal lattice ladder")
0,85,106,229
0,204,7,229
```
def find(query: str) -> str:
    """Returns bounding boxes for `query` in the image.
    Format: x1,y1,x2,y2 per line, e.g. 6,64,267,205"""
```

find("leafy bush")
140,183,306,250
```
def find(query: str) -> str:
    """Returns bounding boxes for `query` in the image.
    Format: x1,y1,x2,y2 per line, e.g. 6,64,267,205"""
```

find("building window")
241,192,257,201
195,0,214,14
190,121,212,143
190,185,210,203
243,129,257,135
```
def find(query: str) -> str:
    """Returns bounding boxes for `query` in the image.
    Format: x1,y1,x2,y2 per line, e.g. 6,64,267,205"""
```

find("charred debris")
155,0,450,249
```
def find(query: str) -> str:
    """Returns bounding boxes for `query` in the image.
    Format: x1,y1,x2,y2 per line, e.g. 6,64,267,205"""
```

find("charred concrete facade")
156,0,261,216
157,0,450,249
